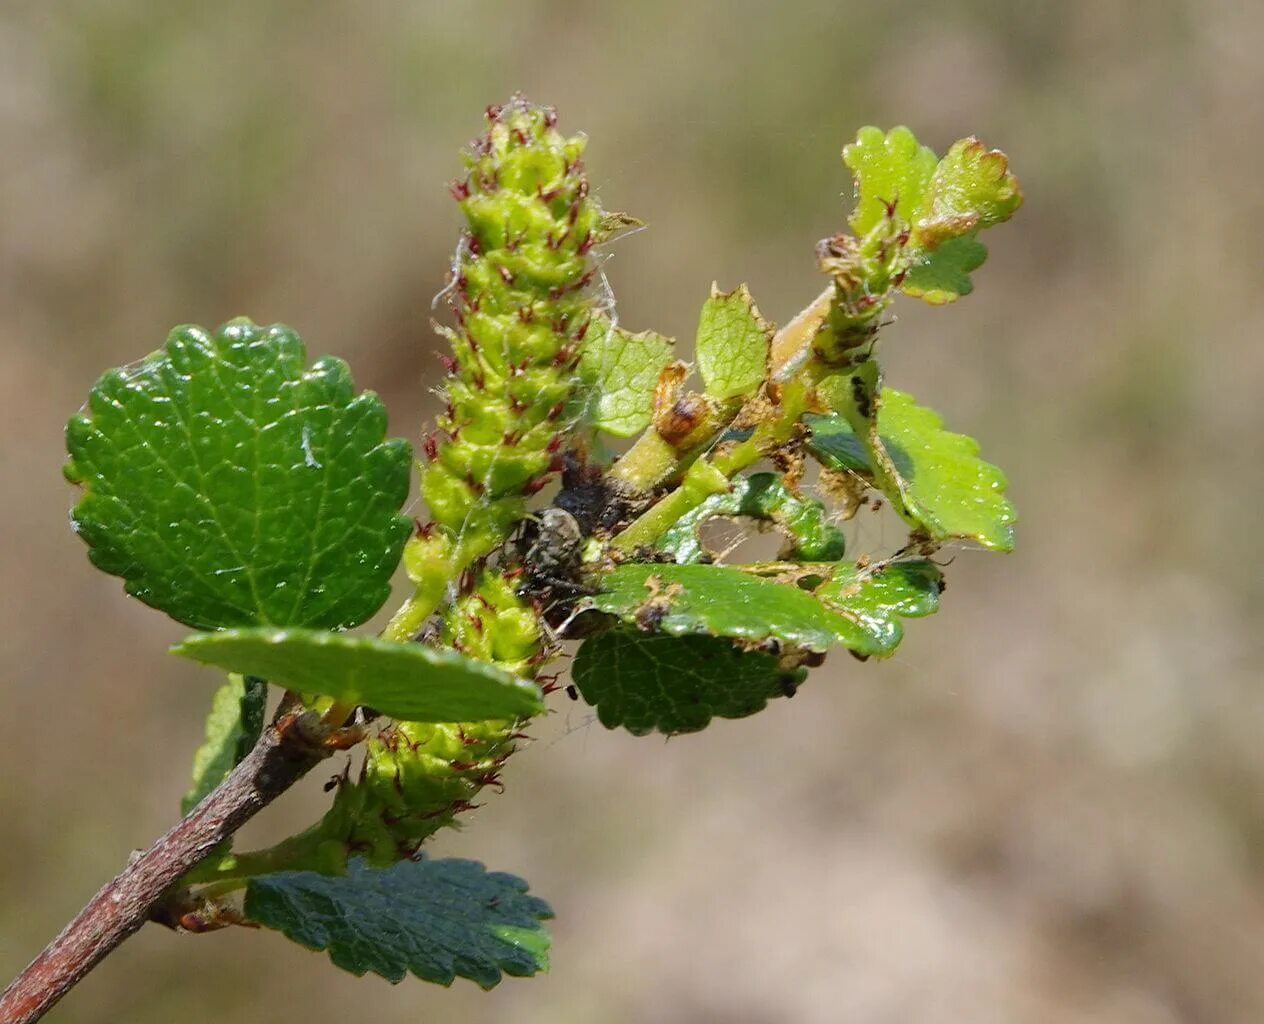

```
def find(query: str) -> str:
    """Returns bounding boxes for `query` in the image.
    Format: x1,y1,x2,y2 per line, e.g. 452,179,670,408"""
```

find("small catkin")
327,570,544,863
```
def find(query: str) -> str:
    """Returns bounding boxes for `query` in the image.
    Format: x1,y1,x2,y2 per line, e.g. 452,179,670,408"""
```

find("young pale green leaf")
813,372,1015,551
876,389,1015,550
573,629,802,736
694,284,772,401
812,560,943,657
245,856,553,989
589,561,939,658
843,125,938,235
64,319,413,631
915,137,1023,249
658,472,845,564
182,674,266,814
575,314,674,437
173,628,544,722
901,235,989,305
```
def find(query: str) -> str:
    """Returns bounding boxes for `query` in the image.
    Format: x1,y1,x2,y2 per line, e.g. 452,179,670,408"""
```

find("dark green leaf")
182,674,266,814
173,628,544,722
65,319,412,630
246,856,553,989
573,629,802,736
804,412,874,475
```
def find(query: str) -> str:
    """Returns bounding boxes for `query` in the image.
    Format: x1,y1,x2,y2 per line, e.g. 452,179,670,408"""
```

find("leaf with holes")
694,284,772,401
173,628,544,722
812,560,943,656
575,314,674,437
245,856,553,989
573,629,803,736
64,319,413,630
588,561,940,658
182,674,266,814
657,472,845,564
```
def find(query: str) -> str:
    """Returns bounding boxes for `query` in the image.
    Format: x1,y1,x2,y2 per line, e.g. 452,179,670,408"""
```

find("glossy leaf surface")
812,372,1015,552
916,137,1024,248
65,319,412,630
812,560,943,656
589,561,941,658
657,472,845,564
173,628,544,722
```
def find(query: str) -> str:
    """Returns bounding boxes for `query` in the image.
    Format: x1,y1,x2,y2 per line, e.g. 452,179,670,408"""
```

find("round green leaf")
173,628,544,722
573,629,802,736
915,137,1023,248
876,389,1016,550
901,235,989,305
65,319,412,630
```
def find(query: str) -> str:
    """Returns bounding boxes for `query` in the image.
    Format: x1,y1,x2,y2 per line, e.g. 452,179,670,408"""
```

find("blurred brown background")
2,2,1262,1022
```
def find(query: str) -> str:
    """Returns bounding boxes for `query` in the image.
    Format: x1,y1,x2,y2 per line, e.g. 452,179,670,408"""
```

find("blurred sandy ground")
2,1,1263,1021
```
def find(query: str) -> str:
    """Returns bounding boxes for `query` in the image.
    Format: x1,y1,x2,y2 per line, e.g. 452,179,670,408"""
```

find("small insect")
516,507,588,600
525,507,582,575
634,599,669,633
850,374,872,420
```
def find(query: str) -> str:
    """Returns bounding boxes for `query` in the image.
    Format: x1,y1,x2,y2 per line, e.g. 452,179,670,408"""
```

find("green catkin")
327,718,519,865
343,99,605,863
421,96,615,564
323,571,545,866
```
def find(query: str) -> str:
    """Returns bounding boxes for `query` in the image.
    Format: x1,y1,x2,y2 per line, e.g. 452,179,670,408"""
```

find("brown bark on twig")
0,707,335,1024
